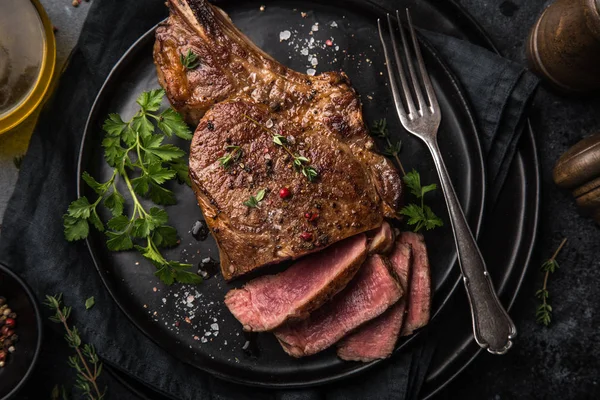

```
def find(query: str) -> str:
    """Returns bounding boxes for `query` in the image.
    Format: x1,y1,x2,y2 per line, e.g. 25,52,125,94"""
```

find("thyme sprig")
218,145,243,169
180,49,200,70
243,115,319,182
45,294,106,400
536,238,567,326
371,118,405,175
243,188,266,208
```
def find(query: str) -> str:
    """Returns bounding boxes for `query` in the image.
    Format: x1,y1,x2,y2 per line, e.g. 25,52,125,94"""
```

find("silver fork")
378,10,517,354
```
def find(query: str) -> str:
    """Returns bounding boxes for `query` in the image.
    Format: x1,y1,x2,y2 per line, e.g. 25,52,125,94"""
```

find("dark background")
440,0,600,399
4,0,600,399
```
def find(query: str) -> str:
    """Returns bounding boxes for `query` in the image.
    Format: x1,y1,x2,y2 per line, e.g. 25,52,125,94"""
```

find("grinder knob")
553,133,600,223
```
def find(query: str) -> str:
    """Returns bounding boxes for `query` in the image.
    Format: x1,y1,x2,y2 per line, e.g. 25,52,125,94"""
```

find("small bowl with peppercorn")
0,263,42,400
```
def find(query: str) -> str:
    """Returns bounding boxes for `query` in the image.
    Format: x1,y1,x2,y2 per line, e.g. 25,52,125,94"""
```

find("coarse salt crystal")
205,331,212,336
307,69,316,76
311,58,318,66
331,21,338,28
335,45,339,51
211,323,219,331
279,30,291,41
311,24,319,32
201,337,208,343
265,119,274,128
187,295,195,303
300,48,309,56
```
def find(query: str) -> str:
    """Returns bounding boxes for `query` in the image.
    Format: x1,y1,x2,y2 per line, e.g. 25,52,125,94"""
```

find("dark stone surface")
438,0,600,399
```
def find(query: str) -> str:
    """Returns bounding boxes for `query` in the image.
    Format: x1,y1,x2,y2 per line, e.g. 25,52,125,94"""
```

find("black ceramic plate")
79,0,487,388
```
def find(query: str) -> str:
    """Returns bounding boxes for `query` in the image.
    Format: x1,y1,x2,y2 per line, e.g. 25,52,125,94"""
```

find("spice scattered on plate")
0,297,19,368
279,30,292,41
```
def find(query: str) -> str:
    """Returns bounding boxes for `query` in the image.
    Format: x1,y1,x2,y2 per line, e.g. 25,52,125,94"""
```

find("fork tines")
377,10,439,123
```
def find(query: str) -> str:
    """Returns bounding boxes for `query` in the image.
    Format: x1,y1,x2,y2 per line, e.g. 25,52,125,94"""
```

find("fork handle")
425,139,517,354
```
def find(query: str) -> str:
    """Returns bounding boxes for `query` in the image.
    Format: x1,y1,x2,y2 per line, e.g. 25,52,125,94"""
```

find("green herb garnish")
85,296,95,310
218,145,243,169
371,118,405,175
46,294,106,400
63,89,201,285
399,169,443,231
243,115,319,182
536,238,567,326
180,49,200,70
243,188,266,208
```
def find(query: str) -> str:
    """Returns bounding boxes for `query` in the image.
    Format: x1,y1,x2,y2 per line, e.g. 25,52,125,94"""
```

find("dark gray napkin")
0,0,537,398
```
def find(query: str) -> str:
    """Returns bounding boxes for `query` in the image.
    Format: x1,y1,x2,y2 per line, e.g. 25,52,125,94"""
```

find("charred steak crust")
154,0,403,220
190,100,385,280
224,235,368,332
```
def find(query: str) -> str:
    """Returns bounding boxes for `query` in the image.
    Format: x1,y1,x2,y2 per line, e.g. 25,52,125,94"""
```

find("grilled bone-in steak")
154,0,403,222
225,235,367,332
190,101,385,280
337,242,413,361
274,254,403,357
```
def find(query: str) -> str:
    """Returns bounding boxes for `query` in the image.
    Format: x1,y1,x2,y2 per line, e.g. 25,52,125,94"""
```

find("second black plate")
79,0,485,388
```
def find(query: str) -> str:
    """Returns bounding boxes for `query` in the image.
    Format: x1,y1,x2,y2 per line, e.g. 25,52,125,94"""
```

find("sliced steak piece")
274,254,403,357
398,232,431,336
189,100,386,280
367,221,395,254
224,235,367,332
337,243,412,361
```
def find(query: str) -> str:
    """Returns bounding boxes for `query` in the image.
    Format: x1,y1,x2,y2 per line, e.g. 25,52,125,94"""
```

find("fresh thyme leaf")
302,165,318,182
63,89,196,285
219,145,242,169
243,189,267,208
180,49,200,70
399,170,443,232
383,141,402,156
85,297,95,310
372,118,388,138
255,188,266,202
273,135,286,146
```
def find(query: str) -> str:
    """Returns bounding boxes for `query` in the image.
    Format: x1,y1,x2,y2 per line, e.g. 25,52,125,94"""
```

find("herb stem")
387,138,406,176
56,308,102,399
550,238,568,262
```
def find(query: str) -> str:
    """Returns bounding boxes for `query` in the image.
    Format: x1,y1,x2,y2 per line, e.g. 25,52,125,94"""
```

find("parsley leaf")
63,89,198,285
399,169,443,232
85,297,95,310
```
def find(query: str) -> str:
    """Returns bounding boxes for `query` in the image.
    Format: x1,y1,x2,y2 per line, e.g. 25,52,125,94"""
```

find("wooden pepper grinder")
526,0,600,93
553,133,600,223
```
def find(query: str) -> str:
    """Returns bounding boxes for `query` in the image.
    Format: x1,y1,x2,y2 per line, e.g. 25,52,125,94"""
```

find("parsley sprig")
46,294,106,400
536,238,567,326
371,118,405,175
243,188,267,208
399,170,443,231
63,89,201,285
218,145,243,169
243,114,319,182
180,49,200,70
